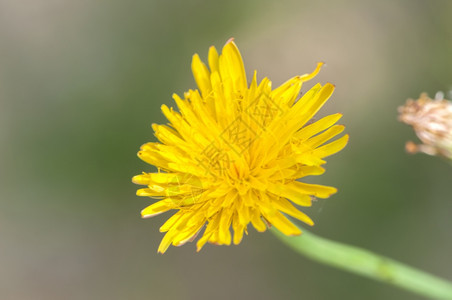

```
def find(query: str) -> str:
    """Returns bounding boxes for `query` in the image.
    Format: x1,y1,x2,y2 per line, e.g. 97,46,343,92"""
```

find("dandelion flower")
133,39,348,253
398,92,452,159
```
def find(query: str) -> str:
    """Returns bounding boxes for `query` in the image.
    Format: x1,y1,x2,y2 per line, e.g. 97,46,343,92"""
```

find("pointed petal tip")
225,37,235,45
306,220,315,226
132,175,144,184
136,188,146,196
341,134,350,145
329,187,338,195
325,82,336,89
160,104,169,114
289,231,303,236
300,62,325,82
288,229,303,236
141,213,150,219
141,211,164,219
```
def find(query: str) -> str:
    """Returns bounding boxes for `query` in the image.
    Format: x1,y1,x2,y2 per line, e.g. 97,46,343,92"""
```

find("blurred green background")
1,0,452,299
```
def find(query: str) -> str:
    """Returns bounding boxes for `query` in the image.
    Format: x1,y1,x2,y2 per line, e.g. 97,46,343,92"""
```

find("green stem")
272,227,452,299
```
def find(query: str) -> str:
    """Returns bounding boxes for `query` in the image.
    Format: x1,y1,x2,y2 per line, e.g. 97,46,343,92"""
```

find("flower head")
133,39,348,253
398,93,452,159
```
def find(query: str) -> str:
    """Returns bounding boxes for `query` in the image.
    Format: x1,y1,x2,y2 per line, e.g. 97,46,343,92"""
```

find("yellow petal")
250,208,267,232
218,208,233,245
270,76,303,107
288,83,335,130
299,62,323,82
196,213,221,251
219,39,247,92
158,212,198,253
261,210,301,236
306,125,345,148
267,182,313,206
191,54,212,98
314,134,349,158
159,211,183,232
136,188,165,197
208,46,219,73
270,63,323,107
272,197,314,226
288,181,337,199
232,212,247,244
141,200,174,218
263,83,335,163
295,113,343,141
158,230,177,254
172,222,205,246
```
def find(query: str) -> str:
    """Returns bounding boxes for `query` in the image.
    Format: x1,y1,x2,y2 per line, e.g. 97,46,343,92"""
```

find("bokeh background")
1,0,452,299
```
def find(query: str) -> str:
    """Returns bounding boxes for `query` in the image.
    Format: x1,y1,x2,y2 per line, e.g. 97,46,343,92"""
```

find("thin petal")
272,197,314,226
218,208,233,245
141,200,174,218
299,62,323,82
313,134,349,158
219,39,247,92
261,210,301,236
306,125,345,148
295,113,343,141
232,212,246,245
191,54,212,98
250,208,267,232
288,181,337,199
263,83,335,163
208,46,219,73
267,182,313,206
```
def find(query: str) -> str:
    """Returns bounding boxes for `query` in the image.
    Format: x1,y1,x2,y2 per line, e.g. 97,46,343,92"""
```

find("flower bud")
398,93,452,159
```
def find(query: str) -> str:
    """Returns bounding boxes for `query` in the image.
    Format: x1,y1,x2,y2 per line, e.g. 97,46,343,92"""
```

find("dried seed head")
398,93,452,159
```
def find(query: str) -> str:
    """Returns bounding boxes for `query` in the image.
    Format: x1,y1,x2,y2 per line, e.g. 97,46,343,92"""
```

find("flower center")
227,161,251,195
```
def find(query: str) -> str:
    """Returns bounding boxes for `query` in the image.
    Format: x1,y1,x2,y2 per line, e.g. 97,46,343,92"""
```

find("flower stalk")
272,227,452,299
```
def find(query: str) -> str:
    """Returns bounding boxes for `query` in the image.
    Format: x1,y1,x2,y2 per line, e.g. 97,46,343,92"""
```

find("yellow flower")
133,39,348,253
